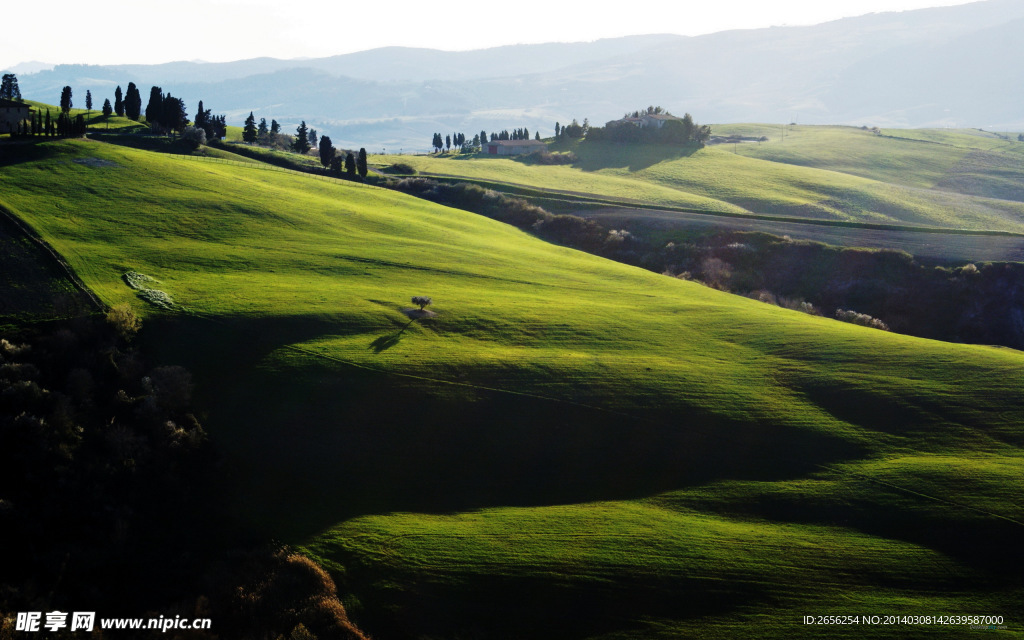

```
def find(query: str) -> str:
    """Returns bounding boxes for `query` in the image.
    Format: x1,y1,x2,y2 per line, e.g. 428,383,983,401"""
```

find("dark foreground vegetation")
391,177,1024,349
0,311,367,639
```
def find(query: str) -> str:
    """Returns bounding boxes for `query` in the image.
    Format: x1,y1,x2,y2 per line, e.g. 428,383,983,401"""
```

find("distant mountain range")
7,0,1024,150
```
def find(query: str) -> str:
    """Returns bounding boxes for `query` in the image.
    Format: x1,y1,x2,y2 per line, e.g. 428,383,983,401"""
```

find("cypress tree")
195,100,207,129
195,101,213,137
480,130,487,147
102,98,112,117
114,86,124,117
145,86,163,124
85,90,92,113
60,86,73,113
257,118,268,138
243,112,258,143
293,121,310,154
124,83,142,120
318,135,335,168
345,152,356,176
308,128,318,149
270,119,280,134
357,148,368,178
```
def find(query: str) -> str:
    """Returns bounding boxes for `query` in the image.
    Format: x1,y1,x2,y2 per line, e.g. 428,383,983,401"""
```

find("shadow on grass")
0,140,69,167
369,320,414,352
571,142,700,172
141,313,867,545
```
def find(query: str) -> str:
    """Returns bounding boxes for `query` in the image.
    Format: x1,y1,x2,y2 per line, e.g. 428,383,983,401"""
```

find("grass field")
387,127,1024,248
1,138,1022,638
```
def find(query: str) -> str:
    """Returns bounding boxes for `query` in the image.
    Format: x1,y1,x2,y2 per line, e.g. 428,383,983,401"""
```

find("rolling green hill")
1,139,1022,639
389,126,1024,236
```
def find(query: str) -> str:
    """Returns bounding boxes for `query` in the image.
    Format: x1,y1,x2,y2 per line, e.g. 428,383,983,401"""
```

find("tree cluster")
555,119,587,140
584,110,711,146
491,127,531,141
0,311,211,612
242,112,290,148
431,132,469,153
0,314,371,639
193,100,227,141
144,86,190,133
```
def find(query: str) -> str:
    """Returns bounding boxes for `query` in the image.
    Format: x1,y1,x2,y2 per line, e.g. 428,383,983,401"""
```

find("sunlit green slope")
389,129,1024,232
715,124,1024,203
1,139,1021,639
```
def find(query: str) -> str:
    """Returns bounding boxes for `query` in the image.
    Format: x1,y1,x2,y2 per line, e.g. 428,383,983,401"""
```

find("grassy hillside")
390,128,1024,234
21,99,148,133
715,124,1024,203
1,139,1022,638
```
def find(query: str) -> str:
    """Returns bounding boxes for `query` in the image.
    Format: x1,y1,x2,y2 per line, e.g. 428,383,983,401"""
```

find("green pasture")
391,128,1024,233
714,124,1024,203
1,139,1021,638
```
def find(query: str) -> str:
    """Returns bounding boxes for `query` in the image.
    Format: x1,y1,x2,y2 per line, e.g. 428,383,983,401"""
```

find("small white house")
485,139,546,155
0,99,30,134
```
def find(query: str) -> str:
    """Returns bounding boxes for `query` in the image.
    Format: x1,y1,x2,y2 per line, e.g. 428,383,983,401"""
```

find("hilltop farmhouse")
0,99,30,134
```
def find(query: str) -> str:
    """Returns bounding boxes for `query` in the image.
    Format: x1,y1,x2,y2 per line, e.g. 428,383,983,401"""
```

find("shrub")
383,162,417,175
412,296,432,310
528,150,577,165
699,257,733,289
181,125,206,149
835,308,889,331
107,303,142,339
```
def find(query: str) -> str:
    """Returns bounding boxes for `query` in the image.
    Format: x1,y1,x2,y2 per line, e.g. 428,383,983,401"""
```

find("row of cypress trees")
11,108,85,138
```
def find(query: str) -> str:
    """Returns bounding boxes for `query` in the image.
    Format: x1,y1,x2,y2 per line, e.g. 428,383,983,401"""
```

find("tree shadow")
369,320,414,352
0,140,67,168
572,143,700,172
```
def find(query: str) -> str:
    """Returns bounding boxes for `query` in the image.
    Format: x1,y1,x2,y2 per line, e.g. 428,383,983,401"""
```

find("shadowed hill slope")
0,139,1021,638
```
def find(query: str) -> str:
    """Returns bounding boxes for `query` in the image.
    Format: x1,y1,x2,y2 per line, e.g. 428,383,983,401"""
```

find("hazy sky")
1,0,979,71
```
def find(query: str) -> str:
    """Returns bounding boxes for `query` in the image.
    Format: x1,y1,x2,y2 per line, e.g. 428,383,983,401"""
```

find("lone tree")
411,296,432,310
